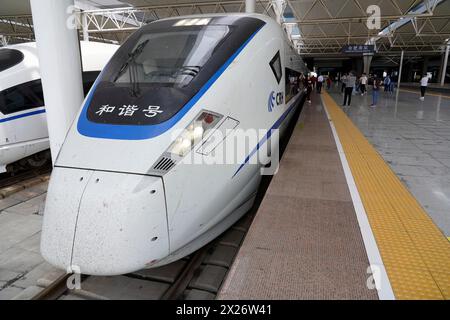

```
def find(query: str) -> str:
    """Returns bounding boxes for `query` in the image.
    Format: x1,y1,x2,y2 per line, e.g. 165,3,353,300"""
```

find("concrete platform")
328,87,450,235
218,94,379,300
219,90,450,300
401,82,450,95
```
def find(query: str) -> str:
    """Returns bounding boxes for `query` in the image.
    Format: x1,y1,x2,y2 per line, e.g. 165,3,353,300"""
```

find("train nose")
40,167,169,276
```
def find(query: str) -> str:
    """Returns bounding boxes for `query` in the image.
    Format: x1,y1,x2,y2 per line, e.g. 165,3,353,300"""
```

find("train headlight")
167,111,222,157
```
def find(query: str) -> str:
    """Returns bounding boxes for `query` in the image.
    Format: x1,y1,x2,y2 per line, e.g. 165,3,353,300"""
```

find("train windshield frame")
0,49,24,72
85,16,266,126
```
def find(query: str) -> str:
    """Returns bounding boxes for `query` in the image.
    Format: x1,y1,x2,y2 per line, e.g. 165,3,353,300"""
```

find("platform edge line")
320,94,396,301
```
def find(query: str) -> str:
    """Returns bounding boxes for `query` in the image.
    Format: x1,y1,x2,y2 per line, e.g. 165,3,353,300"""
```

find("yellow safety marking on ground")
322,91,450,300
399,88,450,99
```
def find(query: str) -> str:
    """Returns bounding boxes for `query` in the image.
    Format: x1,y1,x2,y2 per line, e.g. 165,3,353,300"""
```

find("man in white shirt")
420,74,429,101
343,72,357,106
360,73,368,96
317,74,324,93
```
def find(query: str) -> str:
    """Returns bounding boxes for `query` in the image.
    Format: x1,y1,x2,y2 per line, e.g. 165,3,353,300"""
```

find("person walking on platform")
311,74,316,89
317,74,324,93
384,75,391,93
341,73,347,94
326,76,332,90
298,73,305,91
360,73,368,96
304,75,312,104
343,72,356,106
371,76,381,107
420,74,429,101
389,77,395,93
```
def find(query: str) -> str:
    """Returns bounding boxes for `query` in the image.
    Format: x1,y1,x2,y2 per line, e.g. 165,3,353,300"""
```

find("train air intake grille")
152,156,176,173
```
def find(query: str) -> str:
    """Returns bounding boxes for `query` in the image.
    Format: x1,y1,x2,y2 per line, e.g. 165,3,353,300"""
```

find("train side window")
0,72,100,115
285,68,301,103
269,51,282,84
0,79,44,115
0,49,24,72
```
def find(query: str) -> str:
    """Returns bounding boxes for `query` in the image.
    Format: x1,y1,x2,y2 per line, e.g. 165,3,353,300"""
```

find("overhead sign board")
341,45,376,54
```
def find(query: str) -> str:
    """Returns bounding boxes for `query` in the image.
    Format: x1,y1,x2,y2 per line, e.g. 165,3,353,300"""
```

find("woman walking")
371,76,381,107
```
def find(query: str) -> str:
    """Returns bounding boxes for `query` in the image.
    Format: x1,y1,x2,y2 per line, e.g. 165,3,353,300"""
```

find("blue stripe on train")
232,94,303,178
0,109,46,123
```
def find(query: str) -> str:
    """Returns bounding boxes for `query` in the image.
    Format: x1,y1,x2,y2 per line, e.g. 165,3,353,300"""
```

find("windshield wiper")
113,40,150,97
176,66,201,77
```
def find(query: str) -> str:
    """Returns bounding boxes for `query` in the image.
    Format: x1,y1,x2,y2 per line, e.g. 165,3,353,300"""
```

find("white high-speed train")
41,13,307,276
0,41,118,173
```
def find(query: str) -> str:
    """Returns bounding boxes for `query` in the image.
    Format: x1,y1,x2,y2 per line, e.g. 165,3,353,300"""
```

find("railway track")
0,165,52,198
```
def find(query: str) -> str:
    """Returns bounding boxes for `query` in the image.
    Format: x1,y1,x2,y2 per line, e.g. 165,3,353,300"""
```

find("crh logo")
268,91,284,112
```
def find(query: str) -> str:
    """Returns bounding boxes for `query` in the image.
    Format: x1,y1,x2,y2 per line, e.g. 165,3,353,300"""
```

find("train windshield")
111,26,230,89
85,16,266,127
0,49,24,72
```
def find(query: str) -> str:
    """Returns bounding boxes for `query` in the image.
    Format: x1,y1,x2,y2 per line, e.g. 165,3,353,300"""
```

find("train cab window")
0,49,24,72
0,79,44,115
84,16,266,126
269,51,282,84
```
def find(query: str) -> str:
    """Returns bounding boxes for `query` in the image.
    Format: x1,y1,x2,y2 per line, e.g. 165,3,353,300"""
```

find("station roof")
288,0,450,56
1,0,449,57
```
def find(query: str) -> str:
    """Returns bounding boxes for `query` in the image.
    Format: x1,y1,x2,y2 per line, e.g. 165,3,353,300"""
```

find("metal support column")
441,42,449,86
363,54,373,75
82,12,89,41
272,0,286,24
245,0,256,13
394,50,404,118
30,0,84,164
398,50,404,90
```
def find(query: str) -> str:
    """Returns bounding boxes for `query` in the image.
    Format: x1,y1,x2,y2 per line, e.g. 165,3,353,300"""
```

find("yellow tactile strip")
322,91,450,300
